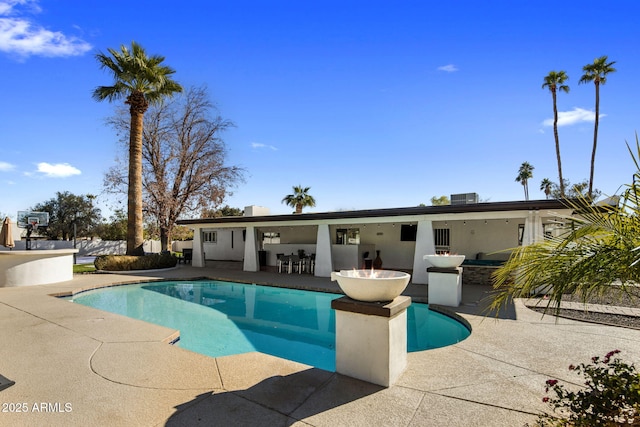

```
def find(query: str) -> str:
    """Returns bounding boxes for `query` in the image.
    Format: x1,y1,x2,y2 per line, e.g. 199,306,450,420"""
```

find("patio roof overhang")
176,199,571,228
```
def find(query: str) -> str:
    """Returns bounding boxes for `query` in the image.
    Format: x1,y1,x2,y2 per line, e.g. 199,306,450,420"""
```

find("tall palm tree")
93,41,182,255
542,71,569,197
540,178,553,199
515,162,534,200
282,185,316,214
579,56,616,199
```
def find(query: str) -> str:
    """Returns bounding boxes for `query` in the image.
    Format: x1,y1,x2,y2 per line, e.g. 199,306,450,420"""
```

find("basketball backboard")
17,211,49,228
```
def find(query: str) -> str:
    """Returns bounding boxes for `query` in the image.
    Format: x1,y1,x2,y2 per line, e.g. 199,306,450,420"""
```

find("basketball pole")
73,222,77,264
26,223,32,251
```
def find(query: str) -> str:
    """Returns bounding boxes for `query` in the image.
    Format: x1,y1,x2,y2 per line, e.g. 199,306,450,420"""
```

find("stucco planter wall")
0,249,78,287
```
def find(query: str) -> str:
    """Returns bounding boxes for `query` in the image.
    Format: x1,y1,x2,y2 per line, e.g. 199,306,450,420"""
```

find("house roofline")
176,199,570,225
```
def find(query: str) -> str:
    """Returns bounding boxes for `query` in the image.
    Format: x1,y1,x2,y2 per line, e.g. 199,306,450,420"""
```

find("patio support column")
243,226,259,272
412,220,435,285
192,227,204,267
522,211,543,246
315,223,333,277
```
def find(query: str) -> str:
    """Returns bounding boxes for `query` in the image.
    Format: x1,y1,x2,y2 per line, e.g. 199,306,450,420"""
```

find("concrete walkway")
0,265,639,426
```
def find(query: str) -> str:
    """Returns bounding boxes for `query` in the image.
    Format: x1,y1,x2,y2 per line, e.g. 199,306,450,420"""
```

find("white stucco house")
176,198,572,285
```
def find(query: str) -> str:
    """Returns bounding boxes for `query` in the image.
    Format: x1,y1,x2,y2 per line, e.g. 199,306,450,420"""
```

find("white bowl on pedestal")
424,254,465,268
330,269,411,302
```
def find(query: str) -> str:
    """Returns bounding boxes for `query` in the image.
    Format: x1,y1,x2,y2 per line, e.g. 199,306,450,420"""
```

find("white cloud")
35,162,81,178
251,142,278,151
437,64,458,72
0,161,15,171
0,0,91,58
0,1,33,15
542,107,604,127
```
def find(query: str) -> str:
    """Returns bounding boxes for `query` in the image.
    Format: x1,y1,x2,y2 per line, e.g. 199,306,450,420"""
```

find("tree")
490,136,640,315
32,192,101,240
94,41,183,255
579,56,616,199
549,179,601,200
94,209,127,240
430,195,450,206
540,178,553,199
282,186,316,214
515,162,534,200
171,225,193,241
542,71,569,197
105,86,244,251
201,205,244,218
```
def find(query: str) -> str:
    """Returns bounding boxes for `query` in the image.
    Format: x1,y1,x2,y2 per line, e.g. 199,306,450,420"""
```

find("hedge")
94,252,178,271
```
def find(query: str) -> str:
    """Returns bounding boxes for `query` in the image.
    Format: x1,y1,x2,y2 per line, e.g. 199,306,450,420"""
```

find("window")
518,224,525,245
202,231,217,243
434,228,450,253
263,232,280,244
336,228,360,245
400,224,417,241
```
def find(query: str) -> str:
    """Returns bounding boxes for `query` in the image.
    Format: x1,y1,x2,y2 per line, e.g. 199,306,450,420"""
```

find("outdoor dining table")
277,254,314,274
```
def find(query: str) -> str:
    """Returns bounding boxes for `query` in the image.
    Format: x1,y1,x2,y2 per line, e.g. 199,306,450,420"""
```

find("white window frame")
202,231,217,243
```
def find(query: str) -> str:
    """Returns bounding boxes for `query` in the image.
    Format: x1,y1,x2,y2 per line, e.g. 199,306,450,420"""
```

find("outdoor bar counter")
0,249,78,287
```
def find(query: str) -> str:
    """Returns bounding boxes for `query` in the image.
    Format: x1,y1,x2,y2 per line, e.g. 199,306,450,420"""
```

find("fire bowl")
424,254,466,268
330,269,411,302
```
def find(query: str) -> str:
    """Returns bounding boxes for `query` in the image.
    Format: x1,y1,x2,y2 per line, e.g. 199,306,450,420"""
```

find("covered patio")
178,200,571,284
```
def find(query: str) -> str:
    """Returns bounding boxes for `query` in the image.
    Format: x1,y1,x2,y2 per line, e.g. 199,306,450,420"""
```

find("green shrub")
94,252,178,271
535,350,640,426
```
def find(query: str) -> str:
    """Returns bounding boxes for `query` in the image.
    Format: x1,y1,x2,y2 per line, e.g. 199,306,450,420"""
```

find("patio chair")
276,254,288,273
307,253,316,274
289,255,302,274
183,249,193,264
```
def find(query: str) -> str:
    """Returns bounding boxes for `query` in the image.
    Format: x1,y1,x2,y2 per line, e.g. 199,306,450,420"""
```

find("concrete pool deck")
0,264,639,426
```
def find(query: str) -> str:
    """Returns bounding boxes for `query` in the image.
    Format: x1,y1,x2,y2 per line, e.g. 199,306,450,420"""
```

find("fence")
1,239,194,255
171,241,193,253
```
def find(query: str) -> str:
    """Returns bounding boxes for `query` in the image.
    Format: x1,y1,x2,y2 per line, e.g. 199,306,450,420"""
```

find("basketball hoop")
17,211,47,250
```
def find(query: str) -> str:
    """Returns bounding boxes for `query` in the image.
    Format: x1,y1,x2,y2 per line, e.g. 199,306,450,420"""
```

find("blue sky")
1,0,640,220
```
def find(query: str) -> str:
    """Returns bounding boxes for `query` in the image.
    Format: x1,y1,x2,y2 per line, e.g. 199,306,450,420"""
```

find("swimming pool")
67,280,470,371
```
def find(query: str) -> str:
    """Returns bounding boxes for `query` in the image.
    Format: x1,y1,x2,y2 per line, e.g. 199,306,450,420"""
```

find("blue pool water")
67,280,470,371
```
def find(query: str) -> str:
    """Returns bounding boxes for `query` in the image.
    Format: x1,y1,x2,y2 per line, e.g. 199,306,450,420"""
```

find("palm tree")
282,185,316,214
579,56,616,199
540,178,553,199
93,41,182,255
515,162,534,200
542,71,569,197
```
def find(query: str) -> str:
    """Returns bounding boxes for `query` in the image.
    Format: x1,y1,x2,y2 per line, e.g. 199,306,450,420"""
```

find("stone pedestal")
331,296,411,387
427,267,462,307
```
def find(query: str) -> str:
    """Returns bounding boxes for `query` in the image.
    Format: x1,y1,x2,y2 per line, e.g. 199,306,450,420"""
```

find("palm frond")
94,41,182,106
